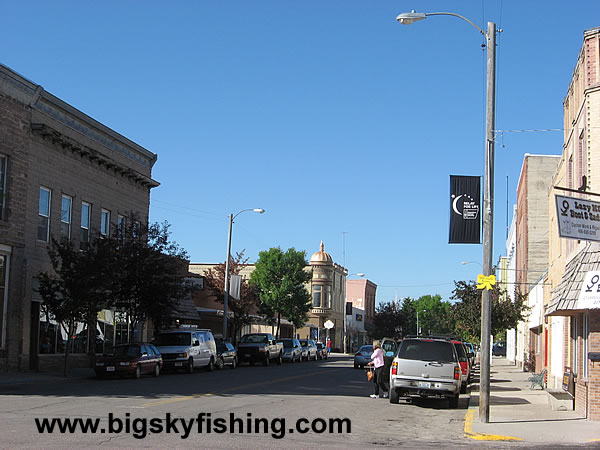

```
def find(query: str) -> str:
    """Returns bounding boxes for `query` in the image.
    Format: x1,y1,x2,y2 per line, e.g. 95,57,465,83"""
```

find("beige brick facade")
0,64,158,371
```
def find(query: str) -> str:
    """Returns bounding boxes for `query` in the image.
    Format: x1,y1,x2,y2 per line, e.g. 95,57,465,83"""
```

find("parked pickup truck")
237,333,283,366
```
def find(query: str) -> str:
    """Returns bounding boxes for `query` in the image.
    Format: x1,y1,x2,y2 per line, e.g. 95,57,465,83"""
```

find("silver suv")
389,337,462,408
154,328,217,373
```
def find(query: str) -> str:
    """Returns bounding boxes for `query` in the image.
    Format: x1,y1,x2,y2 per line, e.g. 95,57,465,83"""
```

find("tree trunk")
276,312,281,339
63,322,72,377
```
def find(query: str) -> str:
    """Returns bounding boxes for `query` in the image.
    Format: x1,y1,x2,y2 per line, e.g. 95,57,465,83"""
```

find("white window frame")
60,195,72,240
80,202,91,250
100,209,110,238
583,314,588,378
38,186,51,242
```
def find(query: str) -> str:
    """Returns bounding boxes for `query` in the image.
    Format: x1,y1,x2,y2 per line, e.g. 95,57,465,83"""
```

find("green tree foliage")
451,281,529,342
37,220,191,375
37,238,115,375
250,247,311,338
110,221,191,332
203,250,260,345
371,301,404,339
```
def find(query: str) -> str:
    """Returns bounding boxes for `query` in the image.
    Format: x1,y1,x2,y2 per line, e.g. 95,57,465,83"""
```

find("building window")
80,202,91,250
60,195,72,240
38,187,51,242
100,209,110,238
0,253,7,349
313,285,321,308
0,156,7,220
132,220,141,238
323,285,331,309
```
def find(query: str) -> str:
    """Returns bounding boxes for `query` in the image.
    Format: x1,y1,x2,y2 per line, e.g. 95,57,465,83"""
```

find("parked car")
299,339,318,361
154,328,217,373
464,342,476,368
216,340,238,369
95,343,162,379
450,339,471,393
389,337,462,408
315,342,328,360
237,333,283,366
493,341,506,356
278,338,303,363
381,338,400,381
353,344,373,369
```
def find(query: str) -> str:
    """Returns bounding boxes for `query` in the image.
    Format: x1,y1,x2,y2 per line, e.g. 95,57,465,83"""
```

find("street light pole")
222,208,265,340
396,11,496,423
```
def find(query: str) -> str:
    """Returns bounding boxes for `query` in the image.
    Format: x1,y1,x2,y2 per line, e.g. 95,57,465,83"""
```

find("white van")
154,328,217,373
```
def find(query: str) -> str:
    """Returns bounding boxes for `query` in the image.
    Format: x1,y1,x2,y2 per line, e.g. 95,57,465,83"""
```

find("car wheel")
207,358,215,372
231,357,237,369
153,364,160,377
135,365,142,379
187,358,194,374
277,353,283,365
449,394,459,409
264,353,270,366
460,382,467,394
389,388,400,404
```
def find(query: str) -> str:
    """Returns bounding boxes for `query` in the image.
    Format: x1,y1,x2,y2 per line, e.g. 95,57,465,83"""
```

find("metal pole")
416,310,419,336
479,21,496,424
222,213,233,340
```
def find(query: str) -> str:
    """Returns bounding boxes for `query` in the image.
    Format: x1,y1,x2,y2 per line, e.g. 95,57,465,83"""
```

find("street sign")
324,320,334,329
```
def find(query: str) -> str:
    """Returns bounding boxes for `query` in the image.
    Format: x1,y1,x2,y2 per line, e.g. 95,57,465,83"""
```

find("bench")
527,368,547,390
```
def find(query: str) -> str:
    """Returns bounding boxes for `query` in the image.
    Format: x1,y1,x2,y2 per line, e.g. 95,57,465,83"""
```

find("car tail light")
392,362,398,375
460,361,468,375
454,365,461,380
357,352,362,356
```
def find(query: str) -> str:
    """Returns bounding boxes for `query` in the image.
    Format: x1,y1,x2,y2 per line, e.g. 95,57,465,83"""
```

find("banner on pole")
449,175,481,244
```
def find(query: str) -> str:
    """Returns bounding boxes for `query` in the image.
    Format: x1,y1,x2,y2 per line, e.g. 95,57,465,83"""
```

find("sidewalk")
467,356,600,445
0,368,94,387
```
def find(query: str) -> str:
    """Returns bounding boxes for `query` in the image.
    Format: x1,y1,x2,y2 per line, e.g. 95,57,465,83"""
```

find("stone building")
297,242,347,350
0,64,158,371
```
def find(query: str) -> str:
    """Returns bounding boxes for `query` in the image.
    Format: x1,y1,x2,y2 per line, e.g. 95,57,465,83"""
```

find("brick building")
545,27,600,421
0,64,158,371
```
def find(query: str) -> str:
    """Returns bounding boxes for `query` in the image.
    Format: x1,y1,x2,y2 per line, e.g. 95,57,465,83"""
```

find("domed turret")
310,241,333,265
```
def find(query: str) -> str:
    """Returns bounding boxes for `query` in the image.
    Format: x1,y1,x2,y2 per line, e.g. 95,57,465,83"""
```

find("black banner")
449,175,481,244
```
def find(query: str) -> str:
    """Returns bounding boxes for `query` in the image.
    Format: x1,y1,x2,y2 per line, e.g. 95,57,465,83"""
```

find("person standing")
368,340,388,398
326,338,331,354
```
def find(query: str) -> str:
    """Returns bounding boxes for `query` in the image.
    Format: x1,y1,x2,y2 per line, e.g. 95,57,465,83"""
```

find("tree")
250,247,311,338
451,280,529,342
111,220,191,334
202,250,260,344
371,300,404,340
37,237,115,375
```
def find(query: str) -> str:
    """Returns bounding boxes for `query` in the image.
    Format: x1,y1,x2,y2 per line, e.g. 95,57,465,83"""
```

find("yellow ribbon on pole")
476,274,496,290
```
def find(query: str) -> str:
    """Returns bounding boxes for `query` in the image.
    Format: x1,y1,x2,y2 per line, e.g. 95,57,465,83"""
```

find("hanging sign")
324,320,334,329
555,195,600,242
449,175,481,244
577,271,600,309
476,274,496,290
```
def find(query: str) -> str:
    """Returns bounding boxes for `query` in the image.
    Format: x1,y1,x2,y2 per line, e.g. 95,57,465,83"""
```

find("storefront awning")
546,242,600,316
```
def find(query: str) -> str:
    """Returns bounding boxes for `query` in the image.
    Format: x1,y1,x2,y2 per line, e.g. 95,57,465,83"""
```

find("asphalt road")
0,354,477,448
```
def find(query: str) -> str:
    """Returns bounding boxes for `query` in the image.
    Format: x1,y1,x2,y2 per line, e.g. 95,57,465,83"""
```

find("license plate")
175,362,183,367
106,366,115,372
418,382,431,389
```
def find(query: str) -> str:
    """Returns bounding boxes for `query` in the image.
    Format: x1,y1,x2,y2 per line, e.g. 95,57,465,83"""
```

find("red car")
95,343,162,379
450,340,471,394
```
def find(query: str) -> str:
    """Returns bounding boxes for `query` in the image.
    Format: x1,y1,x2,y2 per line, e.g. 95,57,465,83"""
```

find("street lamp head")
355,273,365,277
396,10,427,25
253,208,265,214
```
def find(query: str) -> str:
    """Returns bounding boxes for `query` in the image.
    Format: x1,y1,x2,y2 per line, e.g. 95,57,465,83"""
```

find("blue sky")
4,1,599,304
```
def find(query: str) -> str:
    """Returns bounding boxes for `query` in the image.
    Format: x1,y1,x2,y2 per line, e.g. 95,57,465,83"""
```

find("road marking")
142,368,346,408
463,408,522,441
